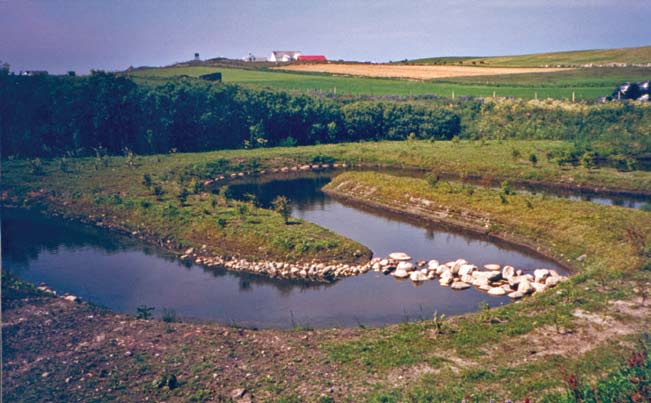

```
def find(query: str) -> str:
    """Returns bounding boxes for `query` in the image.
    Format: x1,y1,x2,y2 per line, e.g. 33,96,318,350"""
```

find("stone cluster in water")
373,252,567,299
180,247,373,282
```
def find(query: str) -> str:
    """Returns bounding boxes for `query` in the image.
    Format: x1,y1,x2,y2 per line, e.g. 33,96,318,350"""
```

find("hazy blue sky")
1,0,650,74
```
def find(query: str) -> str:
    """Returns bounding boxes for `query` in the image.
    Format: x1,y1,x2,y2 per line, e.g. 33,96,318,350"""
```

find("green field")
409,45,651,67
126,65,651,100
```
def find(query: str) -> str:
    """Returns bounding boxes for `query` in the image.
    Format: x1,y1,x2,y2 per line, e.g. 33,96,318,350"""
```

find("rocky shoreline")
373,252,567,299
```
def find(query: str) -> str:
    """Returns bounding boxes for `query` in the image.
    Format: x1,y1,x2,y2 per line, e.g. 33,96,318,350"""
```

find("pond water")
2,172,566,328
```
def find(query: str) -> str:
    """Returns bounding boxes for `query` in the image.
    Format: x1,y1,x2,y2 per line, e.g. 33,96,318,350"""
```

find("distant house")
269,51,302,62
297,55,327,62
21,70,48,76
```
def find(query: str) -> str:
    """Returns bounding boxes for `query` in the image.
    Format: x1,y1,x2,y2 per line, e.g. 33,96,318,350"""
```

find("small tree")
529,153,538,166
272,196,291,224
177,188,189,205
142,174,152,189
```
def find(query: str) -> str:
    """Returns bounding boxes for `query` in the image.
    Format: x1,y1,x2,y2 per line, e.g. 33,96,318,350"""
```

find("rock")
392,269,410,279
427,260,440,270
436,265,449,275
531,282,547,293
64,295,80,303
577,254,587,262
459,264,477,276
397,261,415,271
461,274,474,283
472,277,489,288
508,291,525,299
410,271,428,282
517,278,534,295
484,264,501,271
545,276,561,287
231,388,247,400
451,281,471,290
380,259,389,266
502,265,516,279
439,273,453,286
473,270,502,282
534,269,550,283
389,252,411,261
372,262,382,271
451,259,468,274
487,287,507,296
184,247,194,255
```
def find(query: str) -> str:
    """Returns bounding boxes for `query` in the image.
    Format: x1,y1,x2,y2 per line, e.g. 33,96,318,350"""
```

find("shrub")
216,217,227,228
511,148,521,160
136,305,155,320
28,158,44,175
425,173,440,188
272,195,292,224
529,153,538,166
142,174,152,188
500,180,514,195
177,188,189,205
161,308,177,323
153,184,164,200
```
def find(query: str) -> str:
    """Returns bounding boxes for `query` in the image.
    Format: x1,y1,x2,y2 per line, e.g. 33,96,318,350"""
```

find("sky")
1,0,650,74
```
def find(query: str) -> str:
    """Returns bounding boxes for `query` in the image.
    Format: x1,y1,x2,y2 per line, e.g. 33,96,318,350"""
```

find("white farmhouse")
269,51,302,62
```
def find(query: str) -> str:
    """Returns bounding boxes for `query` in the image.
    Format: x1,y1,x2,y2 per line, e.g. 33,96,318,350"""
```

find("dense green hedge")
1,71,649,158
0,72,459,157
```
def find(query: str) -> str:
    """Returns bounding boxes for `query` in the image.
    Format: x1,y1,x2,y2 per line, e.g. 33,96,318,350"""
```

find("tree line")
1,70,649,159
0,71,459,157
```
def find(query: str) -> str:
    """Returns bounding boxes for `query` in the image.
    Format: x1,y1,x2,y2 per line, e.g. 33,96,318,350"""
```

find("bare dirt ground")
277,63,571,80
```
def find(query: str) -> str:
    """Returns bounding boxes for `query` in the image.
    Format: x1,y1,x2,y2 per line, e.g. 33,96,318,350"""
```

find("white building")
269,51,302,62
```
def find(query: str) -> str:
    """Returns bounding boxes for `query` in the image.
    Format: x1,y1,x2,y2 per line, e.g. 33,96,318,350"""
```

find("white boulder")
389,252,412,261
484,264,501,271
410,271,428,282
487,287,507,296
459,264,477,276
392,269,410,279
451,281,471,290
397,261,415,271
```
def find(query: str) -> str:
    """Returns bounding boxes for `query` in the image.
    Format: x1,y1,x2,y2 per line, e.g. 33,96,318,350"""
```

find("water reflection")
2,175,565,328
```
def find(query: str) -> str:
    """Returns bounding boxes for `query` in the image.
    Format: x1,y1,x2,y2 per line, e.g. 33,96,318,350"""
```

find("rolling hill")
407,45,651,67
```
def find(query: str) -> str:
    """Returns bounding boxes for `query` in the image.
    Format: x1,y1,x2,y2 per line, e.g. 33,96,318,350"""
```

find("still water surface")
3,174,567,328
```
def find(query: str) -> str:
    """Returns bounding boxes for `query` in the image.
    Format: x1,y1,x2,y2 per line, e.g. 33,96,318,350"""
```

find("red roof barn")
297,55,327,62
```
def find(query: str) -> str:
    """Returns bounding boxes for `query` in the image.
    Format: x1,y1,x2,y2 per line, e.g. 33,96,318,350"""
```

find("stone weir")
178,247,374,282
376,252,567,300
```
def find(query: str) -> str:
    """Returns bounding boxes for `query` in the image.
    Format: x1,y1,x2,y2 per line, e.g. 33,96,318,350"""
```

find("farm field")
126,65,648,100
276,63,571,80
407,45,651,67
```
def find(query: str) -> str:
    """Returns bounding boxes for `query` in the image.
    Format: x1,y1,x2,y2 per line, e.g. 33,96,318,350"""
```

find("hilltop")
406,45,651,67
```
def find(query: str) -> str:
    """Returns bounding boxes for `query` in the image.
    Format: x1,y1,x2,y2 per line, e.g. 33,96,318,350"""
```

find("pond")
3,173,567,328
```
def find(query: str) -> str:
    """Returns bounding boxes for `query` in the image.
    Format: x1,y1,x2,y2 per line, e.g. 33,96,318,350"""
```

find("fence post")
572,91,575,102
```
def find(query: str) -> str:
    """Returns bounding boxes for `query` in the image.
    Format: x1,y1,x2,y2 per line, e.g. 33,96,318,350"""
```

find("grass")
3,141,651,401
125,65,651,100
408,45,651,67
1,154,369,264
320,171,651,400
